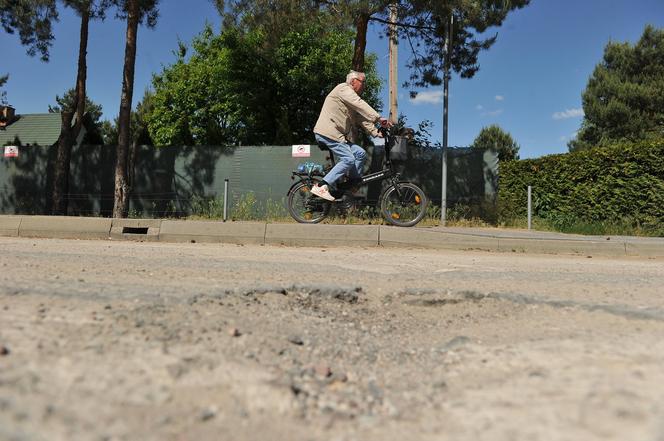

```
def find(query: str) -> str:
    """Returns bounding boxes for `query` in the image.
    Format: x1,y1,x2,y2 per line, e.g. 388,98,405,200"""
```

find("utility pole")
388,3,398,124
441,14,453,226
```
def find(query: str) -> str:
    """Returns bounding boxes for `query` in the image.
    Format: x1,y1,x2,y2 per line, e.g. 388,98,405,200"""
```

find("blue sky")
2,0,663,158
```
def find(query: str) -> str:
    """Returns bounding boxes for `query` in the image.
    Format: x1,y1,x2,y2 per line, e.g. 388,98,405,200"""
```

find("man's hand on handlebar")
376,118,393,138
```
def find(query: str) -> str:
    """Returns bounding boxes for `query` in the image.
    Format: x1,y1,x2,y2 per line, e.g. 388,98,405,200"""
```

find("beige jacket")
313,82,381,143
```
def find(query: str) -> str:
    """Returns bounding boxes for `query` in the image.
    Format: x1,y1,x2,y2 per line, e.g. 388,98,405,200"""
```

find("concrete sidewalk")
1,215,662,258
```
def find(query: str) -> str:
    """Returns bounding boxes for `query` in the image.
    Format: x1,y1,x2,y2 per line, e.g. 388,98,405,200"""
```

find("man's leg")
348,144,367,180
314,135,355,190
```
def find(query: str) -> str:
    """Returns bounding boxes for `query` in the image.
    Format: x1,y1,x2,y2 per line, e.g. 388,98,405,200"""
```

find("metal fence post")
223,179,229,222
527,185,532,230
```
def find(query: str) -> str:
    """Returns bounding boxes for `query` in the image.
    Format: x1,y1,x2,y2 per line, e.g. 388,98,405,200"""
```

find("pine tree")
570,25,664,152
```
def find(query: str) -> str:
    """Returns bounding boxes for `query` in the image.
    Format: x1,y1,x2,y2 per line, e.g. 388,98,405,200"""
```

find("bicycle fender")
287,177,319,196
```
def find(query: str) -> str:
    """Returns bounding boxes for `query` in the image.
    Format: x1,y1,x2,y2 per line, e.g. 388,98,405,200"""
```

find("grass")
184,194,663,237
500,216,664,237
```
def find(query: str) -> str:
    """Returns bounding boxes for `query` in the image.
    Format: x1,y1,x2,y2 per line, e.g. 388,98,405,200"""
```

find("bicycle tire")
380,182,428,227
287,180,331,224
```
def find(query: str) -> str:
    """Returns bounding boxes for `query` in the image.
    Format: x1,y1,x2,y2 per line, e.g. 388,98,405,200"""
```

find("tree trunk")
52,4,90,215
113,0,139,218
352,12,370,71
52,111,74,215
73,3,89,135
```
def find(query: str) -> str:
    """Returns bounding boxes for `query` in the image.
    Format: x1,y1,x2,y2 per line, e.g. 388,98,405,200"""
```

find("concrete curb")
624,237,664,258
379,227,500,252
266,223,379,248
17,216,112,240
0,215,21,237
1,215,662,258
496,236,626,257
159,220,266,244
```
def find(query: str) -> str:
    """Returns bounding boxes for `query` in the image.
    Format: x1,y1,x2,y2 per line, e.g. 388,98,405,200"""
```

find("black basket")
390,136,409,161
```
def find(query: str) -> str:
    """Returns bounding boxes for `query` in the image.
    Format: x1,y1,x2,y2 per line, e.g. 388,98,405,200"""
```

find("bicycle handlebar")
378,126,391,139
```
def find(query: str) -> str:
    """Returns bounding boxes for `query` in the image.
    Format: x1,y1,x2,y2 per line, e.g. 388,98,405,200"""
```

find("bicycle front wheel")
380,182,428,227
287,180,331,223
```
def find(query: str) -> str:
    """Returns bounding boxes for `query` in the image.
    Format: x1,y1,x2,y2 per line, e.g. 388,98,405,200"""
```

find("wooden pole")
388,4,398,124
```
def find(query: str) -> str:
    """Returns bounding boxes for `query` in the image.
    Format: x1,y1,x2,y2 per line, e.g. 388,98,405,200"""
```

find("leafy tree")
100,119,117,144
3,1,110,214
107,0,159,218
214,0,530,89
569,25,664,152
49,88,103,123
396,0,530,89
52,1,109,214
100,89,154,145
471,124,519,161
48,87,105,142
214,0,389,71
0,74,8,105
147,23,380,146
0,0,58,61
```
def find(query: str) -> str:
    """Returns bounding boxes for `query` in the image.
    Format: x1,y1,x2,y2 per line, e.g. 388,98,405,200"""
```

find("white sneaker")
310,184,335,201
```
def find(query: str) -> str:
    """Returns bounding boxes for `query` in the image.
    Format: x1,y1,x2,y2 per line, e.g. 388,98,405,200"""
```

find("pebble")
315,364,332,378
228,327,241,337
0,346,9,356
287,335,304,345
438,335,471,353
200,406,218,421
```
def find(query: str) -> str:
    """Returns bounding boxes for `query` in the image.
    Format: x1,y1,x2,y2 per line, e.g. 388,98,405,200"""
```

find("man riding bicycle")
311,70,392,201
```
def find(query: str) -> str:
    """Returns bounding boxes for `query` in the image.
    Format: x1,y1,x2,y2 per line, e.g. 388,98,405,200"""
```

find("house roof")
0,113,62,146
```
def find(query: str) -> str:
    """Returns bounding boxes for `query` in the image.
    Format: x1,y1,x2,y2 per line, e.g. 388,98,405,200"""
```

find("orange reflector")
392,213,400,219
304,213,312,220
415,195,421,204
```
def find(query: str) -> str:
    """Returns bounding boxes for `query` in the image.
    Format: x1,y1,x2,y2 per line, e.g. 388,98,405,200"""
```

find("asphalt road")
1,237,663,441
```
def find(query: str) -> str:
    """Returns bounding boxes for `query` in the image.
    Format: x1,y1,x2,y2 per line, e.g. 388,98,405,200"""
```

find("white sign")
4,145,18,158
291,144,311,158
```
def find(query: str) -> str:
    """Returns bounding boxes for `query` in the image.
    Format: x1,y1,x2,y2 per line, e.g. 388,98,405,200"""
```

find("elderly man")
311,70,391,201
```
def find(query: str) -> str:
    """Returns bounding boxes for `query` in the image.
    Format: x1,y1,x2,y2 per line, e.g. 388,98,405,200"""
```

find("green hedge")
499,139,664,230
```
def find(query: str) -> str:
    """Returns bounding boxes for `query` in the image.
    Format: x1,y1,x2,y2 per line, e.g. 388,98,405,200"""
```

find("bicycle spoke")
380,183,427,227
287,181,329,223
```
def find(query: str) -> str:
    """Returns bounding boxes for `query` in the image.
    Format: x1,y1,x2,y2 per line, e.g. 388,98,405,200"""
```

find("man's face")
351,75,366,94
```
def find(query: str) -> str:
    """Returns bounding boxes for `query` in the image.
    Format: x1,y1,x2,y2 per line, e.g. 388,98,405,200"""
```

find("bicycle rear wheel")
287,180,331,223
380,182,428,227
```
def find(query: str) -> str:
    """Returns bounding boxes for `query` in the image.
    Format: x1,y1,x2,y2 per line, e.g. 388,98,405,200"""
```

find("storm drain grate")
122,227,149,235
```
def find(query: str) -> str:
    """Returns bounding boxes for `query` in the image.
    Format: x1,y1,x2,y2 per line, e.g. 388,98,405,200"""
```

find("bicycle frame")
357,128,405,198
287,127,428,226
289,127,405,200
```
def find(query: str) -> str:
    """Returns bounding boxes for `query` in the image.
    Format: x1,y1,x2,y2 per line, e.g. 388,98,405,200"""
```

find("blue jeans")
314,134,366,190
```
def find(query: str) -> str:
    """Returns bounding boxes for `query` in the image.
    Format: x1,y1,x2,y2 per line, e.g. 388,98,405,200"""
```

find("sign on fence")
291,144,310,158
3,145,18,158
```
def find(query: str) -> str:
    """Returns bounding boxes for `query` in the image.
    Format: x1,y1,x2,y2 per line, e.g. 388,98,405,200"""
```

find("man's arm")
360,119,380,137
337,84,380,123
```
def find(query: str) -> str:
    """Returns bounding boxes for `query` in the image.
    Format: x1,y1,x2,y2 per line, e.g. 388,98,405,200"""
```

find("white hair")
346,70,365,85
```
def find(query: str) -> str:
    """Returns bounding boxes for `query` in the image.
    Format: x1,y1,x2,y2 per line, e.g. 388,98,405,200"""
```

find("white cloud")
484,109,504,117
409,90,444,105
552,108,584,120
495,95,504,101
476,104,484,111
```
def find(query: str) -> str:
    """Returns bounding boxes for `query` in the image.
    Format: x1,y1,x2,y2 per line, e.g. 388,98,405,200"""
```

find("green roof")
0,113,62,146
